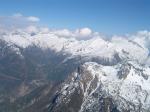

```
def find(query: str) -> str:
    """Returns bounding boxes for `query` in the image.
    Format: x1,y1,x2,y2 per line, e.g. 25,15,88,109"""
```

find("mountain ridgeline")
1,29,150,112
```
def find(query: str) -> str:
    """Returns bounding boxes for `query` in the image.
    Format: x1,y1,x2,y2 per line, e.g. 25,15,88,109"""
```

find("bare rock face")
117,63,131,79
48,61,150,112
48,64,119,112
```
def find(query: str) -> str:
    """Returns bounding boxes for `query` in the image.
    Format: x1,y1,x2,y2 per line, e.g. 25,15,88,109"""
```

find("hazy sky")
0,0,150,35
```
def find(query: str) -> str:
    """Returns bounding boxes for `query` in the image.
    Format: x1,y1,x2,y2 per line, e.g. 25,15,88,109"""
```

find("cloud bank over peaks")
0,13,101,40
52,27,98,40
1,14,150,65
14,26,98,40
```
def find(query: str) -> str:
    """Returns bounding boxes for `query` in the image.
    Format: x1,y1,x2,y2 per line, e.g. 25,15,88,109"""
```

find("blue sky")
0,0,150,35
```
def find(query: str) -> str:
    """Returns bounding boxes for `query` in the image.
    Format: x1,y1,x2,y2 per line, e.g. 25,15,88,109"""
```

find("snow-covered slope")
1,28,150,111
50,61,150,112
1,28,150,65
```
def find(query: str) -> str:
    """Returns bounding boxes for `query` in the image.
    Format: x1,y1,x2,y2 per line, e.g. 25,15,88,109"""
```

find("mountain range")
1,27,150,112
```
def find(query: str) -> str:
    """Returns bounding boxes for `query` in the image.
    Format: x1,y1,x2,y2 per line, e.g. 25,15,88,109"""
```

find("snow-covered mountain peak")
52,60,150,112
1,28,150,66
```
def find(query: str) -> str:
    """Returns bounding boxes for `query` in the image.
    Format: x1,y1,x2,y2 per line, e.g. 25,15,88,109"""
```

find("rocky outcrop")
48,61,150,112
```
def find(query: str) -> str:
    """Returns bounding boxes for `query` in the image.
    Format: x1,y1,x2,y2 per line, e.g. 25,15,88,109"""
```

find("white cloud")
27,16,40,22
12,13,40,22
78,27,92,36
53,29,72,37
25,26,39,33
74,27,96,40
39,27,49,33
0,13,40,30
49,28,96,40
0,14,96,40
